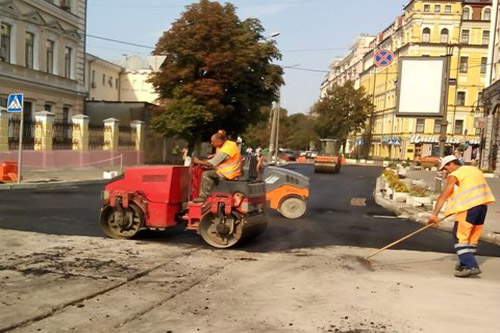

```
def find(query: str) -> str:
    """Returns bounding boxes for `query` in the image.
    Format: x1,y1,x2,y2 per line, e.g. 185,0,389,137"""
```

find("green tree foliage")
149,0,283,147
242,108,317,151
310,81,374,149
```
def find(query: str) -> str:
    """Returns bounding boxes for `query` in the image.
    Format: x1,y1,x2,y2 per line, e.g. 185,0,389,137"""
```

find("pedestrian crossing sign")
7,93,23,112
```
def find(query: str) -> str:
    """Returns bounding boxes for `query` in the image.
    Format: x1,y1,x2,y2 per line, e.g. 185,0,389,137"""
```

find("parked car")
279,150,297,161
304,151,318,159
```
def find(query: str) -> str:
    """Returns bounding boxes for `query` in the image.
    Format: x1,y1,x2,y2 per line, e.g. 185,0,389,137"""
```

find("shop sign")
409,134,461,144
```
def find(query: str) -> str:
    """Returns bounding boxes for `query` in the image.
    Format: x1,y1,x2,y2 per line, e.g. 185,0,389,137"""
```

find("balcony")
0,62,78,93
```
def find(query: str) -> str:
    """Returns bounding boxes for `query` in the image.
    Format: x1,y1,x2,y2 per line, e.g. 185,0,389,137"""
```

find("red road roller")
99,163,267,248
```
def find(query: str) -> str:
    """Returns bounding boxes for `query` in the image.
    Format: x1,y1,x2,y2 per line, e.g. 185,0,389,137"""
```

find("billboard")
396,57,447,117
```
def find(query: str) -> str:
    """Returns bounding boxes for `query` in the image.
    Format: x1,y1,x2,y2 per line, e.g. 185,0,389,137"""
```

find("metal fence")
89,124,105,150
52,120,73,150
8,118,35,150
118,125,136,150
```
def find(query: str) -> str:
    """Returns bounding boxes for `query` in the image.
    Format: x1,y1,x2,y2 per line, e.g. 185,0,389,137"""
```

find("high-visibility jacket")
216,140,242,180
445,166,495,216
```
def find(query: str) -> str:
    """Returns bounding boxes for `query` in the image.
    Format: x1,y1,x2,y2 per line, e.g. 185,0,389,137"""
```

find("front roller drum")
314,163,339,174
99,203,144,239
278,196,307,219
198,212,267,248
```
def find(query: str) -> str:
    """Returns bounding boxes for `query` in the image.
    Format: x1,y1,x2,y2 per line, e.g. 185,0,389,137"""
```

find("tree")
310,81,374,152
149,0,283,149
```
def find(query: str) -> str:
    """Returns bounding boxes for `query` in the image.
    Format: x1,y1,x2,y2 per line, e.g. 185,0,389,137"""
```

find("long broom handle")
364,223,437,260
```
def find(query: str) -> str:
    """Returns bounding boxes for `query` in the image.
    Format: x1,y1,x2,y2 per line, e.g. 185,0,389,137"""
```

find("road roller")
99,162,267,248
263,166,309,219
314,138,342,173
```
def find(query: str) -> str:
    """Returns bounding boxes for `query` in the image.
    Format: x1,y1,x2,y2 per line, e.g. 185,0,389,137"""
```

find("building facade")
85,54,161,104
321,34,375,97
482,0,500,175
342,0,491,162
0,0,87,120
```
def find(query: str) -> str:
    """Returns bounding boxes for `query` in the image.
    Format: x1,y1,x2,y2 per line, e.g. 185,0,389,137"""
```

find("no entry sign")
374,49,394,68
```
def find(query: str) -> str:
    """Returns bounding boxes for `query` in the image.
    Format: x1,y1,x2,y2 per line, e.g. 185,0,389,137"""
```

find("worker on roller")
427,155,495,277
192,132,242,202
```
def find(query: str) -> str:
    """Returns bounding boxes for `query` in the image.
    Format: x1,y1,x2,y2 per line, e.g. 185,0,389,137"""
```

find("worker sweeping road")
427,155,495,278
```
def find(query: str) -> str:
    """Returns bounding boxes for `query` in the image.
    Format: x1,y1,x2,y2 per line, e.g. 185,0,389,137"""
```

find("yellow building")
358,0,492,162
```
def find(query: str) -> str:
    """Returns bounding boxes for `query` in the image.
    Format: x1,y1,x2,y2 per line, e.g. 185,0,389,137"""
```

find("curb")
0,179,107,191
374,176,500,247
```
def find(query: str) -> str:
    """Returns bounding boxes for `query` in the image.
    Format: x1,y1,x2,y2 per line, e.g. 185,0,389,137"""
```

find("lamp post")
470,97,490,166
436,44,455,192
263,32,280,162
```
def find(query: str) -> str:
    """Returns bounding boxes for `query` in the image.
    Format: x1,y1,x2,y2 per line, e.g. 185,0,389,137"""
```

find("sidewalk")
0,166,122,190
375,169,500,246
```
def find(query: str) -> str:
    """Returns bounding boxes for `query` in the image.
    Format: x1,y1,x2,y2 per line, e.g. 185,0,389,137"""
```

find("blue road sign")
7,93,23,112
357,138,365,146
374,49,395,68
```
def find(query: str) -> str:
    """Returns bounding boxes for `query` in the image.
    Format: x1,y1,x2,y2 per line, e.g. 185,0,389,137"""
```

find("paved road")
1,164,499,256
2,164,500,333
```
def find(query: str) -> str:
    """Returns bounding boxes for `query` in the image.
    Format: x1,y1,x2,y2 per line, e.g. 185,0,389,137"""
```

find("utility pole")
268,100,278,162
436,47,454,192
274,97,280,163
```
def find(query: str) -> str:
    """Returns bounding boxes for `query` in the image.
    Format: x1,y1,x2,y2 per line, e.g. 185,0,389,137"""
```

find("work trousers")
199,170,222,199
453,205,487,269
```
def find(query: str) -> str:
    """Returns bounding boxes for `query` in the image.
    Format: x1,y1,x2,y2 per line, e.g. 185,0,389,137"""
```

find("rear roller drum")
199,212,243,248
100,203,144,239
278,196,306,219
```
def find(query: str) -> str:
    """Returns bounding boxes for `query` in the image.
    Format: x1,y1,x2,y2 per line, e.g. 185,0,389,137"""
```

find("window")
435,5,441,12
109,76,113,87
46,40,54,74
91,70,95,85
462,7,470,20
445,5,451,13
423,28,431,42
461,30,470,44
25,32,34,69
416,119,425,133
44,104,52,112
482,30,490,45
457,92,466,106
440,29,449,43
64,47,72,78
459,57,468,73
63,107,69,123
102,74,106,85
483,8,491,21
115,78,119,89
424,4,430,12
454,120,464,135
433,120,441,133
481,57,487,74
0,23,11,63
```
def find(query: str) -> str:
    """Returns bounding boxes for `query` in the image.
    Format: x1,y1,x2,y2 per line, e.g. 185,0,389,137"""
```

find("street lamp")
470,97,490,166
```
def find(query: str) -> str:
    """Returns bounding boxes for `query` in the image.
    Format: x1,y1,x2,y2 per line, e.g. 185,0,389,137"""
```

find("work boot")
454,267,481,278
455,264,466,271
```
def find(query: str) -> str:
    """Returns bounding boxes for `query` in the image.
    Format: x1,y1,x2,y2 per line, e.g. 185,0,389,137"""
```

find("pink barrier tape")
23,154,124,169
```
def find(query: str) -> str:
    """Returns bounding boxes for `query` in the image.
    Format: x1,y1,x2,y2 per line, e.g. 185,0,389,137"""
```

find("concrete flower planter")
392,192,409,203
410,196,432,207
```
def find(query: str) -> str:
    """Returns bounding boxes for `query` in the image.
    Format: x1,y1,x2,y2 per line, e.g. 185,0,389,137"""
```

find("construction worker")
427,155,495,277
192,132,242,202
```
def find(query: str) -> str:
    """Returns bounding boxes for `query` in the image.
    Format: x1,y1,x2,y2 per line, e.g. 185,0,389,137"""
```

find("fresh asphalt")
1,164,499,256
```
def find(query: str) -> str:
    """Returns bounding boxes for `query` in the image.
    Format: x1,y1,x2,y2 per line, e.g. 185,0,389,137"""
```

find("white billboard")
396,57,446,117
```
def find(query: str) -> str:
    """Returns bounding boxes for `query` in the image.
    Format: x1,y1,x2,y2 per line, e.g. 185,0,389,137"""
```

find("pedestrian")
427,155,495,277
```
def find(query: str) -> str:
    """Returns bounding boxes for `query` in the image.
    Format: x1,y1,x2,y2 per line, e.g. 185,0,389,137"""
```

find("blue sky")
87,0,408,114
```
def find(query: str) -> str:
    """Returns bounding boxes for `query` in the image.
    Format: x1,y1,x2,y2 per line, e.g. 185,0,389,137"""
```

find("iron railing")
52,120,73,150
118,125,136,151
89,124,104,150
8,118,35,150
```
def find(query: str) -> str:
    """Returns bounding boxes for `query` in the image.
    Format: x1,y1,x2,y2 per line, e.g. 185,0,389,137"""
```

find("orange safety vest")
216,140,242,180
445,166,495,216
